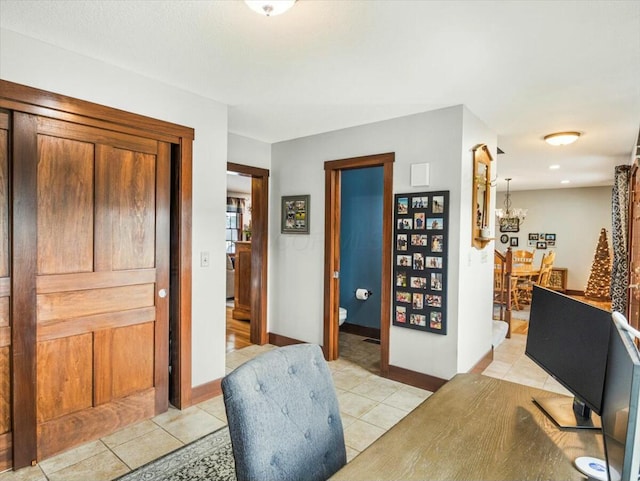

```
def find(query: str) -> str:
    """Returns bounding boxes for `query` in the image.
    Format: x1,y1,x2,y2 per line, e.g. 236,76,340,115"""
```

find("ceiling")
1,0,639,191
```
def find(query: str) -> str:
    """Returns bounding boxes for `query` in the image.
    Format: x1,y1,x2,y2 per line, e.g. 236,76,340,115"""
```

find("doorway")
323,153,394,375
226,162,269,346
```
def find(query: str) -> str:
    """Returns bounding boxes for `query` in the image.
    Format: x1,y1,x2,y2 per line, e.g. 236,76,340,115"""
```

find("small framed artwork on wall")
281,195,310,234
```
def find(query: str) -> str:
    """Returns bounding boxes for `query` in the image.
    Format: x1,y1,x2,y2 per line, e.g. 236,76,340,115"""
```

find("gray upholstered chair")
221,344,346,481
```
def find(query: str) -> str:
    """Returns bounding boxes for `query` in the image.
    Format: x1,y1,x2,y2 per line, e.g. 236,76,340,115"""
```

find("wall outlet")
200,251,210,267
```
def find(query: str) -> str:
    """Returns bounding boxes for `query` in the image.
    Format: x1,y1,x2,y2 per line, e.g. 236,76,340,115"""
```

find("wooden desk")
331,374,603,480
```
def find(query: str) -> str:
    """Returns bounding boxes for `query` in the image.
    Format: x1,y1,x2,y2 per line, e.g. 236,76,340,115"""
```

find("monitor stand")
533,395,601,430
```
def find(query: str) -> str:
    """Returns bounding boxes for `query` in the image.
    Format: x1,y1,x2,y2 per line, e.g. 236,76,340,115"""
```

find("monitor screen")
601,312,640,481
526,286,610,416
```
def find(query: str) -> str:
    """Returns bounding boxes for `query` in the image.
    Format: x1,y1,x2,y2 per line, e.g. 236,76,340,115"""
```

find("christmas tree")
585,228,612,301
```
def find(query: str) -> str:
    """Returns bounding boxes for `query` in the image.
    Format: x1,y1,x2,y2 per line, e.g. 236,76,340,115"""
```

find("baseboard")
339,322,381,340
566,289,585,296
268,332,305,347
190,378,222,406
385,364,447,392
469,348,493,374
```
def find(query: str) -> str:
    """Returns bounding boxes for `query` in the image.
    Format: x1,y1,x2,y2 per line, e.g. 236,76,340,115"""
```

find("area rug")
116,427,236,481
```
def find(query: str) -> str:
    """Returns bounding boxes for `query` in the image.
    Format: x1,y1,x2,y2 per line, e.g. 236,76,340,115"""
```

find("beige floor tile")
503,370,546,389
38,440,107,476
111,427,182,470
46,450,129,481
0,466,47,481
343,419,386,452
543,376,572,396
101,419,158,449
196,395,228,424
153,406,226,444
332,370,367,391
339,412,358,429
350,378,400,402
337,391,378,418
382,388,428,412
482,359,512,377
345,445,360,463
225,351,253,370
360,403,408,430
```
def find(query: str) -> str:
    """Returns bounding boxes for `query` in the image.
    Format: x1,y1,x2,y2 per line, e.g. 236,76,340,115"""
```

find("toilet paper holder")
355,289,373,300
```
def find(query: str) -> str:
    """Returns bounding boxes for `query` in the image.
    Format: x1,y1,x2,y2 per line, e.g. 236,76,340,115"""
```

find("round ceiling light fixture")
245,0,296,16
544,131,581,146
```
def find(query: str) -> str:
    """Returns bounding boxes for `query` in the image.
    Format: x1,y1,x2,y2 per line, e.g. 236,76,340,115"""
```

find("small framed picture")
397,234,408,251
281,195,310,234
510,237,518,247
499,218,519,233
537,241,547,249
545,233,556,241
500,234,509,244
397,197,409,214
529,233,539,241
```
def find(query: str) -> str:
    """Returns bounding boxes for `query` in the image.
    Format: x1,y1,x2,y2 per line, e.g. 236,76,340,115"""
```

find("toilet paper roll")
355,288,370,300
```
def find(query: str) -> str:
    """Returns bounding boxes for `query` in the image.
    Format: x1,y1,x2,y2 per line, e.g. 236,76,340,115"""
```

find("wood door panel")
111,323,154,399
0,432,11,472
37,269,156,294
38,306,156,342
37,116,158,156
37,388,155,461
37,135,94,275
37,283,155,322
37,334,93,423
97,148,156,271
0,125,8,277
0,110,10,471
0,347,10,433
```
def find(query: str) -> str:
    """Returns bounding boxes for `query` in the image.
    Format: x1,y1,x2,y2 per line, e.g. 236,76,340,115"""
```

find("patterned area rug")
116,427,236,481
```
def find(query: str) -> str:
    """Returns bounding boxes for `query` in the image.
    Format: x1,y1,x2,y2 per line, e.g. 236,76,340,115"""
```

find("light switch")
200,251,210,267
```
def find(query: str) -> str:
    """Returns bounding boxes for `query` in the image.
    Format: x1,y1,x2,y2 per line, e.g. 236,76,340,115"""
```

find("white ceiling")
1,0,639,191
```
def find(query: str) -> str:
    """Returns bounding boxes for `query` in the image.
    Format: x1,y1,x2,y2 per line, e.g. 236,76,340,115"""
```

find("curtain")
611,165,631,313
227,196,246,213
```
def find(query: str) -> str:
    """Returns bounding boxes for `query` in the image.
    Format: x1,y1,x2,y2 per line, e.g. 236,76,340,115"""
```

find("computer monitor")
601,312,640,481
526,286,611,429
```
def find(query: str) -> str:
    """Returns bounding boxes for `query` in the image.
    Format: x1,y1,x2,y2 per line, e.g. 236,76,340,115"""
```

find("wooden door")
13,112,170,462
0,110,11,471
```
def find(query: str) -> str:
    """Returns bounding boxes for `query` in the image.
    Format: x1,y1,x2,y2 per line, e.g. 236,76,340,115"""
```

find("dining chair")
511,249,536,305
221,344,347,481
536,250,556,287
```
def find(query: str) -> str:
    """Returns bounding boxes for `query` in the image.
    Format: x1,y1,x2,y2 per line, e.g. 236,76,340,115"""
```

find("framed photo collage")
393,191,449,335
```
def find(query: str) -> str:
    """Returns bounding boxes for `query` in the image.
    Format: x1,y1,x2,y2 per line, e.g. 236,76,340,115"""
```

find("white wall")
270,106,496,380
496,186,612,291
1,28,229,386
228,133,271,170
456,107,498,373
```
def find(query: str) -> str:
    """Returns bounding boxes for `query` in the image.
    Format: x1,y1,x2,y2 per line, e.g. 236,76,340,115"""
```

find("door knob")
158,288,167,298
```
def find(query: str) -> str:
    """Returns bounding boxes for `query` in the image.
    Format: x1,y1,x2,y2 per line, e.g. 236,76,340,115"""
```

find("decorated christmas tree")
585,228,612,301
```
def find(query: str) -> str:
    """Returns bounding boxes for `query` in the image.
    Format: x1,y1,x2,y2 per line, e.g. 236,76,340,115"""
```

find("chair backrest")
511,249,535,272
537,251,556,287
222,344,346,481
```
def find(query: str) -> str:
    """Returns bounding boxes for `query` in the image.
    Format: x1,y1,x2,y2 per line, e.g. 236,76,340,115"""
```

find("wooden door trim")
11,112,39,468
226,162,269,345
323,153,394,374
2,81,194,468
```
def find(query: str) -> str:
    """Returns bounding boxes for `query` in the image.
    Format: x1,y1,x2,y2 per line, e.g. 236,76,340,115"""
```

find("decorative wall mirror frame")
472,144,493,249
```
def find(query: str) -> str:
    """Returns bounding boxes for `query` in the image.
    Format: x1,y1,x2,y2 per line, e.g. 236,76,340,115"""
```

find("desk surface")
331,374,603,480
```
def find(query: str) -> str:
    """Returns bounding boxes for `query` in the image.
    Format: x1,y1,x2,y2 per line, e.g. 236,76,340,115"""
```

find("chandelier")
495,178,527,229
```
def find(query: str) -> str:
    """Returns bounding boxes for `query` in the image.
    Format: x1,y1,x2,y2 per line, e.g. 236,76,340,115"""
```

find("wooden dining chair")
536,250,556,288
511,250,536,305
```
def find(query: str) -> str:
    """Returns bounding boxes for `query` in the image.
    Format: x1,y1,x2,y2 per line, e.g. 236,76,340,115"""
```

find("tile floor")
0,328,564,481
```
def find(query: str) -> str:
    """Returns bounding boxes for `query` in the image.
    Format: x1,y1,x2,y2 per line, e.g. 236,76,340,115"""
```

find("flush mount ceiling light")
245,0,296,16
544,131,581,146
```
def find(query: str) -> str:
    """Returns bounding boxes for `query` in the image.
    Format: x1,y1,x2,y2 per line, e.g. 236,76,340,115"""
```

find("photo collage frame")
393,191,449,335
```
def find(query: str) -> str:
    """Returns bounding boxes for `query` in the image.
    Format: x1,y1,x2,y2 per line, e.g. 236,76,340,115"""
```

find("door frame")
227,162,269,345
0,80,194,468
323,153,394,374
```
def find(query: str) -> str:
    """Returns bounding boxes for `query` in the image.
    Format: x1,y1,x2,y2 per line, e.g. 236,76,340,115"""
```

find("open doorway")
226,162,269,349
323,153,394,375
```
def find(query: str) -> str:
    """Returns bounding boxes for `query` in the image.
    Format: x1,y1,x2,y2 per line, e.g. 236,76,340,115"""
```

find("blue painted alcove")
339,166,383,330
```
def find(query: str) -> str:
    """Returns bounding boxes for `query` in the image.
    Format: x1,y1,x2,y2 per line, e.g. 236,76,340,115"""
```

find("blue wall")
339,166,383,330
